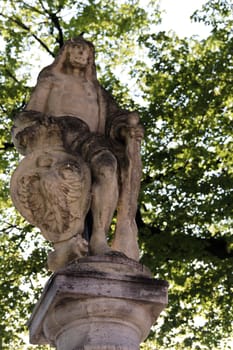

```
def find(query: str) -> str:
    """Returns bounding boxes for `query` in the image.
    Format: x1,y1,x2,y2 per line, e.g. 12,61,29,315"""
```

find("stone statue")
10,36,144,271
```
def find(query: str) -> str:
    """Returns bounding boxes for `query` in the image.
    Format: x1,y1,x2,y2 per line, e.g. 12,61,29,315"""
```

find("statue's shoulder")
38,66,60,82
35,67,65,88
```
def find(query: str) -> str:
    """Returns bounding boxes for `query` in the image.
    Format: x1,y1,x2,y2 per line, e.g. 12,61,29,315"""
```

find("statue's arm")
25,73,53,113
108,111,144,145
13,73,53,133
103,87,144,144
12,73,53,154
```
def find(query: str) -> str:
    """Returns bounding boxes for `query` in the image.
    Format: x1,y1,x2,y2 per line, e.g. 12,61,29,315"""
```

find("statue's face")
68,43,90,69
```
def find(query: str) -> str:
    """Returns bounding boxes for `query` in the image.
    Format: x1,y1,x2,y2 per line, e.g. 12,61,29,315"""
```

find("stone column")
28,255,168,350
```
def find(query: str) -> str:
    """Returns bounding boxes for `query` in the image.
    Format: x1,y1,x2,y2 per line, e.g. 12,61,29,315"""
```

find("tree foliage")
0,0,232,349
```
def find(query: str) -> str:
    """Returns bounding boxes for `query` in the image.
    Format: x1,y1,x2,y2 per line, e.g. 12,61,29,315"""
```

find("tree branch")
0,142,14,151
0,12,55,57
30,32,55,57
4,68,19,83
20,1,44,15
146,224,233,260
49,12,64,48
0,104,7,113
37,0,64,48
205,237,233,259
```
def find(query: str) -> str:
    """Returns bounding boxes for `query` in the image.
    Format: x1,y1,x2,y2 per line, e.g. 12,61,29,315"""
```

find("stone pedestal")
28,255,168,350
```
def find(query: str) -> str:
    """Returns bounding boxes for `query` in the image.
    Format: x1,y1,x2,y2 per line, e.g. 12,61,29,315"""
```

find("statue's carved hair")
38,36,97,82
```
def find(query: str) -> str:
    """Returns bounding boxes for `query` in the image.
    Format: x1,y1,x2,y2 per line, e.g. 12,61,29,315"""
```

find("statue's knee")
91,150,117,180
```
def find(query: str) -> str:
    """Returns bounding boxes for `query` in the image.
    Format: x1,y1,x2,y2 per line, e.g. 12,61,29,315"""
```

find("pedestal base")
28,255,168,350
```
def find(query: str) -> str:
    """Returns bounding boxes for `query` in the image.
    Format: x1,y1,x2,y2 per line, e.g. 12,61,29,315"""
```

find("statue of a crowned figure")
10,36,144,271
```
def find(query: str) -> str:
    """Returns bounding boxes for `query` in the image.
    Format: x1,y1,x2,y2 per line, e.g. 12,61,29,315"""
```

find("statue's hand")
13,110,45,128
12,110,46,155
118,112,144,143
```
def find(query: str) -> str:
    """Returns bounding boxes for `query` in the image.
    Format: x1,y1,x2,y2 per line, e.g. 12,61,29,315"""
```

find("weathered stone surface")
10,37,168,350
28,256,168,350
10,36,144,270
